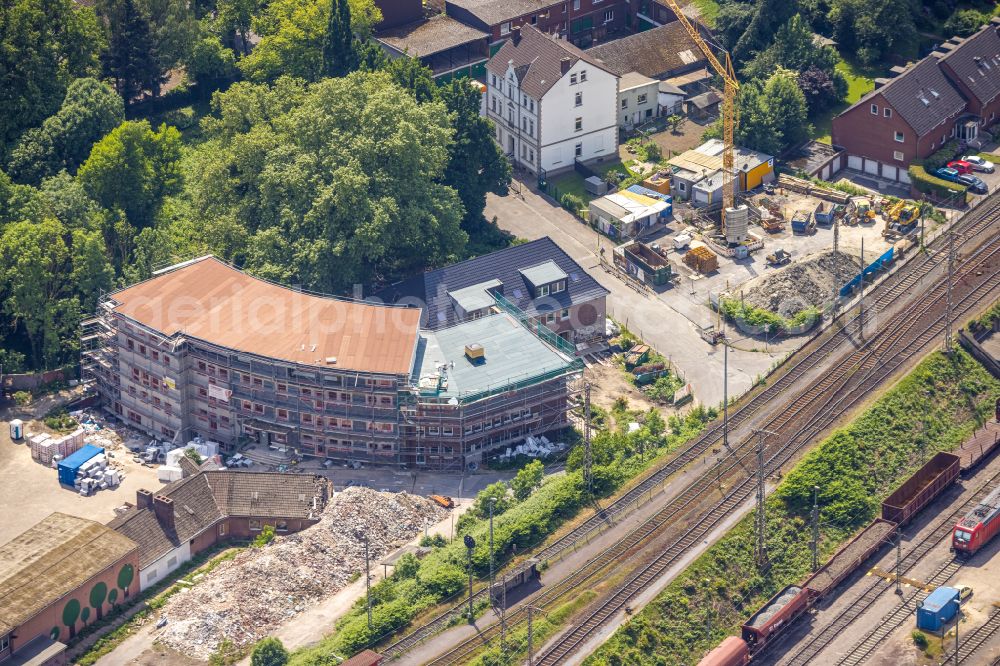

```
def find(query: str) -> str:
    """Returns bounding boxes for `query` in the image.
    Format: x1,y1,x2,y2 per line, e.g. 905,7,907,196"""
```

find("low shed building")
0,513,140,665
589,191,669,238
109,471,330,591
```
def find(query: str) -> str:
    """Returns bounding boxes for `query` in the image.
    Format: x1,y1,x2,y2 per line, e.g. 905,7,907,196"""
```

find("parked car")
957,173,988,194
934,167,962,183
961,155,995,173
955,583,974,602
947,160,974,174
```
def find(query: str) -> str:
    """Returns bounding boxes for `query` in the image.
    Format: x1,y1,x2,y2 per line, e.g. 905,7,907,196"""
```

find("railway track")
530,234,1000,666
780,468,1000,666
940,607,1000,665
380,197,1000,662
421,222,1000,665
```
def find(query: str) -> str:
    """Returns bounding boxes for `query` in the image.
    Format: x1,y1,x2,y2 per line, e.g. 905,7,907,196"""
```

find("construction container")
696,636,750,666
882,452,960,525
9,419,23,440
684,245,719,273
791,211,815,234
805,519,896,597
58,444,104,486
741,585,809,647
917,586,959,632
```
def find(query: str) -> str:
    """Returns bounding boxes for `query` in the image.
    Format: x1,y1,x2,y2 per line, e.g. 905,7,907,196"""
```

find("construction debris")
742,250,859,314
153,487,448,659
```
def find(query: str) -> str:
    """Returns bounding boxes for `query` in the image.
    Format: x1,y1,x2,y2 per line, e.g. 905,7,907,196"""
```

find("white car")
961,155,995,173
955,583,973,602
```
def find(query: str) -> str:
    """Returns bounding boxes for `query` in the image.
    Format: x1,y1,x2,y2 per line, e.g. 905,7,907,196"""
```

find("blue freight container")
917,586,959,632
58,444,104,486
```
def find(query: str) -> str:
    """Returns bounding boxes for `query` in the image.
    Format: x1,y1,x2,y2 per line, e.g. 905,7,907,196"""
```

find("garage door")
882,165,897,181
821,165,830,180
848,155,863,170
899,170,911,185
864,159,879,175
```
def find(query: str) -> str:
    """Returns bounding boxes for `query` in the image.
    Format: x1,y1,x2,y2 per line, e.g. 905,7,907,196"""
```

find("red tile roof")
109,257,421,375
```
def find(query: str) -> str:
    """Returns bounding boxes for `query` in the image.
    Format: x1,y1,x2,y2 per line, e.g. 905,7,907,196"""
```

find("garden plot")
153,487,447,659
741,250,860,315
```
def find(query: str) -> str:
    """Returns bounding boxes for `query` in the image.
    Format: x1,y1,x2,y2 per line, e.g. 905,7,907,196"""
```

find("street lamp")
464,534,476,623
488,497,497,602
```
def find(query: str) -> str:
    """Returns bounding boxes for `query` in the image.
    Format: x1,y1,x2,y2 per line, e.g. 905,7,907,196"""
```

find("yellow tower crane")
657,2,739,214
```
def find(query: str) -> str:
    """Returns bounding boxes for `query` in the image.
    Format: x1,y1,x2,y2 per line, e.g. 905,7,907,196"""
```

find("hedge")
908,164,967,202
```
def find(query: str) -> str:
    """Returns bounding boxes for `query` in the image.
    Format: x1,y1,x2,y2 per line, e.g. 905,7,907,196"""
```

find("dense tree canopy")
0,0,103,157
187,73,466,291
7,78,124,185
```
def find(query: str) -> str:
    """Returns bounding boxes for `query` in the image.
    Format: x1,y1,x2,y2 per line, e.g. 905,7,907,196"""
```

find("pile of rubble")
744,250,859,314
154,488,448,659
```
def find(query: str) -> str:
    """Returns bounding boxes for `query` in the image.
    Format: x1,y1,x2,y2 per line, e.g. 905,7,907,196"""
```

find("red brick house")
831,19,1000,184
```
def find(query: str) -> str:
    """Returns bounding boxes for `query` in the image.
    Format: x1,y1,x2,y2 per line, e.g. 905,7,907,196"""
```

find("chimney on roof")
137,488,154,510
560,57,571,74
153,495,175,532
888,65,907,77
511,26,522,45
873,78,889,90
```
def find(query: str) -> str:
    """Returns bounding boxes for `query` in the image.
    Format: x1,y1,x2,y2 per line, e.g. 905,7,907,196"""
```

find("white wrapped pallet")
158,465,183,483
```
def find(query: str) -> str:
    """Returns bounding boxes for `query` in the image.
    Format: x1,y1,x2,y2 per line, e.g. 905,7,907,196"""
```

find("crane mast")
656,2,739,212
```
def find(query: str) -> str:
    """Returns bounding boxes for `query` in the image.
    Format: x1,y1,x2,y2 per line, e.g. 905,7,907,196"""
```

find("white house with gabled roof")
485,25,618,177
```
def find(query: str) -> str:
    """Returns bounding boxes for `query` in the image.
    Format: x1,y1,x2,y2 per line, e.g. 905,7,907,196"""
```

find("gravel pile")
154,487,447,659
744,251,859,314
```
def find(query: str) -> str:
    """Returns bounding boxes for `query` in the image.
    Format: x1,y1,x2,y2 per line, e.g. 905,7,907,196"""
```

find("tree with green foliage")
100,0,165,102
943,8,990,38
251,637,288,666
89,582,108,621
511,460,544,501
184,34,237,90
0,218,73,369
7,78,124,185
0,0,103,158
731,0,799,64
188,73,465,292
71,230,115,312
79,120,182,229
253,524,277,547
394,552,421,579
323,0,356,77
438,78,511,237
239,0,380,82
216,0,258,55
715,1,756,51
384,56,437,102
138,0,201,74
471,480,513,518
827,0,916,64
762,68,810,149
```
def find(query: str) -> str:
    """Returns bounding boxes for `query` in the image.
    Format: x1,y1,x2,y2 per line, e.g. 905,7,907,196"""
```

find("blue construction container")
58,444,104,486
917,586,959,632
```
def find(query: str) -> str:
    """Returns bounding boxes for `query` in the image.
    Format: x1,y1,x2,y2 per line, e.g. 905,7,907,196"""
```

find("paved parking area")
486,186,790,407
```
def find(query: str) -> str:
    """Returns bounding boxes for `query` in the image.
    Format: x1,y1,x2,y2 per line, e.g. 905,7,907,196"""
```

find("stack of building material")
684,245,719,273
154,488,448,659
29,433,53,464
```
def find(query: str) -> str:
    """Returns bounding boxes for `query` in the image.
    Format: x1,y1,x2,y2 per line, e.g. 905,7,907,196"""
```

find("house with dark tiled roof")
108,471,330,590
485,25,618,176
831,19,1000,184
587,21,707,81
373,0,490,80
375,237,609,351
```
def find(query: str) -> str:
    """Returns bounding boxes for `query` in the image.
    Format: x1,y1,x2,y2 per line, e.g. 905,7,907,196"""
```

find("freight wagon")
953,484,1000,556
696,636,750,666
741,585,809,649
882,452,960,526
805,519,896,597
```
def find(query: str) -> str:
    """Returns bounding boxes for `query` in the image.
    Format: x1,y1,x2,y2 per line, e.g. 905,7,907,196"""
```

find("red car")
947,160,974,174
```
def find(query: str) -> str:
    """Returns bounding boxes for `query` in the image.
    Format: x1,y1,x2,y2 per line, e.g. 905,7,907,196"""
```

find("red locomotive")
953,484,1000,556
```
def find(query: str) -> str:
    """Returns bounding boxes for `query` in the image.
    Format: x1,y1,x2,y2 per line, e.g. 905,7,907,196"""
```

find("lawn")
810,59,878,144
547,171,595,205
686,0,720,26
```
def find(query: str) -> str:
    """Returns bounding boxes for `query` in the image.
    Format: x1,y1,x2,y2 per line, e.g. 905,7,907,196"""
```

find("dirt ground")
584,357,681,417
0,414,164,543
740,250,862,314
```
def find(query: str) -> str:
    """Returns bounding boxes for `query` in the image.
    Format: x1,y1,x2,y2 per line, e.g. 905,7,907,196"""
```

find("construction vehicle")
429,495,455,509
658,0,738,224
766,249,791,266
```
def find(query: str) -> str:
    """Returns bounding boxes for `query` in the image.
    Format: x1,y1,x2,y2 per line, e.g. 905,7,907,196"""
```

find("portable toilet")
917,586,960,632
9,419,23,440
